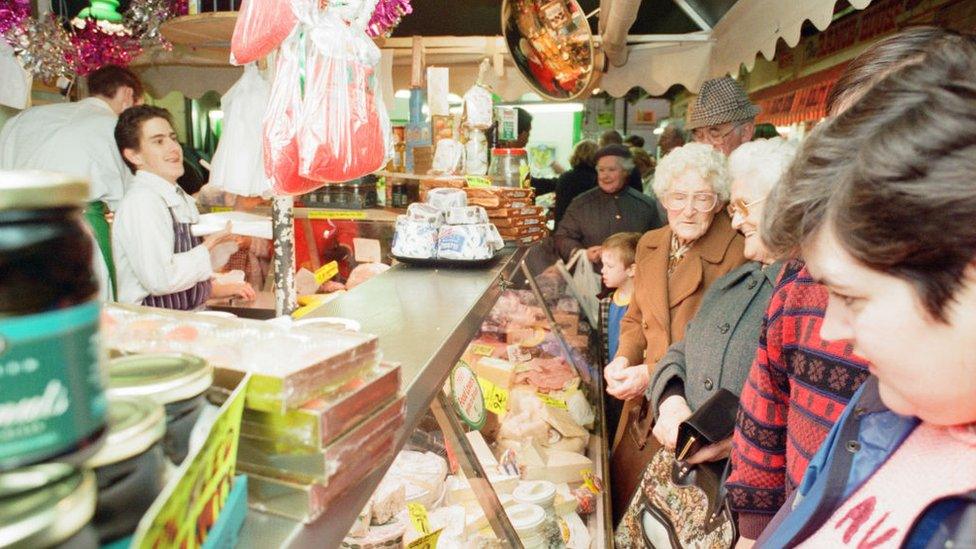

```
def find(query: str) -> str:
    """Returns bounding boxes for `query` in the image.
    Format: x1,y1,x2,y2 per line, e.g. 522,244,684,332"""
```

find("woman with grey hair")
605,142,747,519
553,144,662,264
641,138,797,468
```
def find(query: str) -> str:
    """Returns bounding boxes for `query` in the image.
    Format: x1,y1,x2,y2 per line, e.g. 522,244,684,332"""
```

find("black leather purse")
614,389,740,549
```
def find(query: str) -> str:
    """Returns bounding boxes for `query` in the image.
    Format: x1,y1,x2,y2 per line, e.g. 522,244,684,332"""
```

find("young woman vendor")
111,105,255,310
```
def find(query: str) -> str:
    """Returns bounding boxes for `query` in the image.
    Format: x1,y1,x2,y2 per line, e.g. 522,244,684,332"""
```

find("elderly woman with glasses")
604,142,748,519
641,138,797,467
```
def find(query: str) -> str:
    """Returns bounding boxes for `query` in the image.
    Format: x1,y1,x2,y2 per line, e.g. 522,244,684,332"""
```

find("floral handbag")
614,389,739,549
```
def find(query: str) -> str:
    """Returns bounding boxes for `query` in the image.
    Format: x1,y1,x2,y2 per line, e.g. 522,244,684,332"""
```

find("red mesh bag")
230,0,298,66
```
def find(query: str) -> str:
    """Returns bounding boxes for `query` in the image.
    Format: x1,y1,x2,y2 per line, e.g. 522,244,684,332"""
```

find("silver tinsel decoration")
122,0,172,50
4,14,74,83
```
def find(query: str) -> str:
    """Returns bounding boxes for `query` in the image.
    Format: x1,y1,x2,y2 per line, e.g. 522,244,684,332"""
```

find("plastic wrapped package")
209,65,272,196
462,83,493,130
230,0,297,65
102,304,381,413
464,130,489,175
391,216,438,259
425,187,467,210
236,395,405,483
240,362,401,448
445,206,489,226
436,224,494,260
262,31,314,196
298,14,390,183
406,203,445,226
431,138,464,175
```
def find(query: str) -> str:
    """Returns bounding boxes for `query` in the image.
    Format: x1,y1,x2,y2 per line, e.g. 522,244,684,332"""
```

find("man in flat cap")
554,144,663,264
686,76,760,156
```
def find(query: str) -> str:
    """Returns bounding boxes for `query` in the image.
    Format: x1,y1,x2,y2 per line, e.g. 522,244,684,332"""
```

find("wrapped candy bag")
298,13,390,183
230,0,298,65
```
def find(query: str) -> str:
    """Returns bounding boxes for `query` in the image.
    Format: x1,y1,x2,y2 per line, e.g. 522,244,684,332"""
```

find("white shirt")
0,97,129,208
113,171,213,304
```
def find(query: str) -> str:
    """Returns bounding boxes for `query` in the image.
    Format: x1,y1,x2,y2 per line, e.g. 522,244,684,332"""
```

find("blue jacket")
757,376,976,548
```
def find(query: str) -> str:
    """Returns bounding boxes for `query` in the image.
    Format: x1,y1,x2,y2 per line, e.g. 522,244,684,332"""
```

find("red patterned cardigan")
725,260,870,539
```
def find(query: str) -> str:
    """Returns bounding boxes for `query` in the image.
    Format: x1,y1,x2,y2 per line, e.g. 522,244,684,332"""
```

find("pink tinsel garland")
366,0,411,37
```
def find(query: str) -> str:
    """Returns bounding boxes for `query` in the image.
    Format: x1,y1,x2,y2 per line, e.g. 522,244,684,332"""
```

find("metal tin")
106,353,213,463
0,463,98,549
85,397,166,542
0,170,89,211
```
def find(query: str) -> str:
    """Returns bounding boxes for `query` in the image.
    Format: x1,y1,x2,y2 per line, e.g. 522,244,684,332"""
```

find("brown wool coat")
608,210,747,521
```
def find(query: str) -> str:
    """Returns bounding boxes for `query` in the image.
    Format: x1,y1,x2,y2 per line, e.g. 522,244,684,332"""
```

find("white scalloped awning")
602,0,872,95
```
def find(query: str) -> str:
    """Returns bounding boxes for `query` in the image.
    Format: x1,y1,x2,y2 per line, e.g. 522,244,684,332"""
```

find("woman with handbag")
755,34,976,547
613,138,797,547
604,142,747,522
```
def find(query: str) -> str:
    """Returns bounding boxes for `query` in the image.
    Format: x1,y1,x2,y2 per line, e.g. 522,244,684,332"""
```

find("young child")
599,232,641,437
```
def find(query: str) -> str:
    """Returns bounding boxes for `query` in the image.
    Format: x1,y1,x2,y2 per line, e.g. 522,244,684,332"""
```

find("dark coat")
553,186,663,263
554,165,597,225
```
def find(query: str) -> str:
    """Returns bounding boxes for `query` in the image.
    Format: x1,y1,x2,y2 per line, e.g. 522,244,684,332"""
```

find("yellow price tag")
307,210,367,220
477,377,509,416
537,393,568,410
407,528,443,549
465,175,492,188
581,469,603,495
470,343,495,357
407,503,431,535
313,261,339,286
291,304,318,320
209,206,233,213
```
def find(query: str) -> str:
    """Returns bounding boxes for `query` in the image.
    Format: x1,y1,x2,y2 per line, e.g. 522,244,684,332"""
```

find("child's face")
601,249,633,289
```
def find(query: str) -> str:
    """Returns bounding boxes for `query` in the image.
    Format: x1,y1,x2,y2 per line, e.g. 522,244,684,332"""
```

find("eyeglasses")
692,122,746,143
726,196,767,218
663,191,718,212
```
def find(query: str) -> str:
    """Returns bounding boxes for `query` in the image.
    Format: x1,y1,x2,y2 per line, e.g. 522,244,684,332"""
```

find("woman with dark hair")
754,32,976,547
553,139,598,225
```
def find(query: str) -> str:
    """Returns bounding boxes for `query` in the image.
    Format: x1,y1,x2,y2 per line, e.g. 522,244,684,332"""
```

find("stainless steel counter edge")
238,247,529,548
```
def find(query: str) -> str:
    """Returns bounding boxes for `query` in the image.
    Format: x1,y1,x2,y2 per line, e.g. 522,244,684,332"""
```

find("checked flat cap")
686,76,760,130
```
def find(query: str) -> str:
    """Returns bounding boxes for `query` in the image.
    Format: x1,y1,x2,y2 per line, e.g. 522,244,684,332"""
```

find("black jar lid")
0,170,89,210
86,397,166,468
0,463,96,547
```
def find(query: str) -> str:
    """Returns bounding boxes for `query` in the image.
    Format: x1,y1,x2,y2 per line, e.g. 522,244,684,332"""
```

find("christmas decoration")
366,0,411,38
4,13,75,83
77,0,124,22
124,0,176,49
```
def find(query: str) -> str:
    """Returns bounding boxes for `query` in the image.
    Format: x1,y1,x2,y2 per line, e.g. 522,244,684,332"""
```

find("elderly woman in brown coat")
604,142,747,520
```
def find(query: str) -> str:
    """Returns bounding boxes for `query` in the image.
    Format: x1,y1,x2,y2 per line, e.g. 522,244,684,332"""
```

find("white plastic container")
506,503,547,549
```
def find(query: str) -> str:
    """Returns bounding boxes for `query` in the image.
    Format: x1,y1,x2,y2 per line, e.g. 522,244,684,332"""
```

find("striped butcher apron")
142,207,212,311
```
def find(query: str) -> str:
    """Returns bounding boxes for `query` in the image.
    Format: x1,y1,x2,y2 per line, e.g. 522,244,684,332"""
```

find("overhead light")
394,89,411,99
518,102,585,114
652,127,664,135
592,88,602,95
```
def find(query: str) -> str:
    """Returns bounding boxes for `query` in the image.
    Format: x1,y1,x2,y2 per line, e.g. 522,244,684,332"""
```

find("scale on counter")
502,0,606,101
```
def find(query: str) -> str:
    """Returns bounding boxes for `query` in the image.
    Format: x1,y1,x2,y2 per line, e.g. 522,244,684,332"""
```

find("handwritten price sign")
477,377,509,416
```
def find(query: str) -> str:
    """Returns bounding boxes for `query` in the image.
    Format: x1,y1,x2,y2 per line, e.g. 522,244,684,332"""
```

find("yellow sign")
132,375,250,549
209,206,233,213
407,528,443,549
313,261,339,286
307,210,367,220
470,343,495,357
407,503,431,535
291,304,317,320
465,176,492,189
477,377,509,416
537,393,568,410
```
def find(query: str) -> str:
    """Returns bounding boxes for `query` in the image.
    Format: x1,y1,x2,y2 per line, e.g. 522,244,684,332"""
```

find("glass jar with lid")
0,170,106,472
488,148,529,188
0,463,99,548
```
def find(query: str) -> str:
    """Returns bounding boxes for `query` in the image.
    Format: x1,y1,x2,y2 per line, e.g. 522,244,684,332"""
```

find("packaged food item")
464,130,489,175
445,205,489,226
425,187,468,210
471,356,517,390
406,203,446,226
497,224,545,238
462,82,493,130
0,463,98,548
559,512,592,548
369,478,405,525
467,196,533,209
383,450,448,508
105,353,213,464
241,362,401,449
230,0,296,65
513,481,562,548
85,397,167,542
0,171,105,471
436,224,494,260
431,138,464,175
491,215,543,228
464,187,534,200
392,216,438,259
523,449,593,484
486,205,543,218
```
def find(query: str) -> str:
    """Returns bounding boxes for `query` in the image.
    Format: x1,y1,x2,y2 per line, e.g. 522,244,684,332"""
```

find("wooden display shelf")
162,12,238,48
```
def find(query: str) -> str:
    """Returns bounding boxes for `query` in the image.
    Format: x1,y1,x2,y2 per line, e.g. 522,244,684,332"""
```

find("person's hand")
551,160,567,175
652,394,693,449
211,280,256,301
735,538,756,549
685,437,732,465
603,356,630,390
606,364,650,401
203,222,235,251
586,245,603,264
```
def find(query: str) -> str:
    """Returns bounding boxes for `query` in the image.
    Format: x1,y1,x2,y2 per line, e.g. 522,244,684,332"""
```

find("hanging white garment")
208,63,272,197
0,41,31,110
